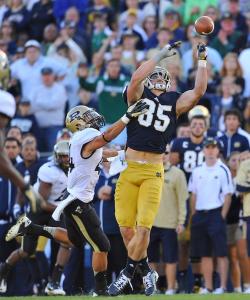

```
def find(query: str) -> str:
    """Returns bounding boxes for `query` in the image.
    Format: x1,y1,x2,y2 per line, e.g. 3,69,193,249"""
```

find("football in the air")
194,16,214,35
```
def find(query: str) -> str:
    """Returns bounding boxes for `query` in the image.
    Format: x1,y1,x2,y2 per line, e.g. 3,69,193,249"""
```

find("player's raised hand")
164,41,182,57
153,41,182,63
197,43,207,60
168,41,182,50
121,99,149,124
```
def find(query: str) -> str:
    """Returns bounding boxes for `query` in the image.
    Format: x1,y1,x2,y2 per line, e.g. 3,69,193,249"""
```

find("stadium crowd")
0,0,250,296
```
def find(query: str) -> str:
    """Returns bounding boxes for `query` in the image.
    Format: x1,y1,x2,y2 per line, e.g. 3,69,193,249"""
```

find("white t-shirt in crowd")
30,82,67,127
11,55,66,100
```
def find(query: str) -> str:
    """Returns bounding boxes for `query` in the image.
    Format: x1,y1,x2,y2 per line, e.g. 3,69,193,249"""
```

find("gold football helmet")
188,105,210,126
65,105,105,133
0,50,10,90
54,140,70,171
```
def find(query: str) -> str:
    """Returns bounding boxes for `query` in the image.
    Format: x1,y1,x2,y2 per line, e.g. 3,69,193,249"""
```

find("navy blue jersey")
171,137,204,181
219,132,250,159
124,86,180,154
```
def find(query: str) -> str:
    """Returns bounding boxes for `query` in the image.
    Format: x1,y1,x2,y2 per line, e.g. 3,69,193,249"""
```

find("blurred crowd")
0,0,250,296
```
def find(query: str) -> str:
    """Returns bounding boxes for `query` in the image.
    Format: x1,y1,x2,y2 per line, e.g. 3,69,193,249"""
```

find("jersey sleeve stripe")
219,165,230,184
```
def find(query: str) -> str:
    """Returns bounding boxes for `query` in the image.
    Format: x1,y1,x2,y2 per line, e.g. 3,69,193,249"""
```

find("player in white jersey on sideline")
6,101,148,296
33,141,70,296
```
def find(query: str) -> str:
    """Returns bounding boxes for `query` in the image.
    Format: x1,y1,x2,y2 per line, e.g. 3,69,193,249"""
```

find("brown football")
194,16,214,35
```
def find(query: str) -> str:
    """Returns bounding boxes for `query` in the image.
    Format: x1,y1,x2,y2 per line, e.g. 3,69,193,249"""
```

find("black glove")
23,184,44,213
121,100,149,124
197,43,207,60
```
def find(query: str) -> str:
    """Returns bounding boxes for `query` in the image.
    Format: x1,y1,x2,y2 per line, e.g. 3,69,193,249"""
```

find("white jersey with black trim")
34,161,67,206
67,127,103,203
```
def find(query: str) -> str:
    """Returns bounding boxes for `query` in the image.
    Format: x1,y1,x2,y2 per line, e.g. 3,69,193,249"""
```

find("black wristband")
102,133,111,143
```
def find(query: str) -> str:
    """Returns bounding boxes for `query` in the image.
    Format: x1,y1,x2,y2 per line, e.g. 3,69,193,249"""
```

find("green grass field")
1,294,250,300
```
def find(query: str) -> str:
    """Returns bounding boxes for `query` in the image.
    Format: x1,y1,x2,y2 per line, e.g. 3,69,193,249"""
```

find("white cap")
24,40,41,49
0,90,16,118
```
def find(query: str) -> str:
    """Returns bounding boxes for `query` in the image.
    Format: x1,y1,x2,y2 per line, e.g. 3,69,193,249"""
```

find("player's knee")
67,230,82,248
136,227,150,243
120,227,134,241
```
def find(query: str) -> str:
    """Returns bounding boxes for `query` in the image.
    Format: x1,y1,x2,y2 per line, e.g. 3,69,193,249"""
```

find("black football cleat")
108,269,133,296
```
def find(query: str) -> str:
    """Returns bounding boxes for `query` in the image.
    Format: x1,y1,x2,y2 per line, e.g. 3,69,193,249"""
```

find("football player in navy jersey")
108,41,208,296
170,107,208,182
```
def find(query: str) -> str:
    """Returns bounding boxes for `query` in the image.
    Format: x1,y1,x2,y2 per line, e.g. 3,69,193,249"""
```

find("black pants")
63,199,110,252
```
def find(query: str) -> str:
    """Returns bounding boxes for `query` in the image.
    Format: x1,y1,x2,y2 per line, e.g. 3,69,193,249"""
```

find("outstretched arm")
82,100,149,157
127,42,181,104
176,44,208,117
82,119,127,158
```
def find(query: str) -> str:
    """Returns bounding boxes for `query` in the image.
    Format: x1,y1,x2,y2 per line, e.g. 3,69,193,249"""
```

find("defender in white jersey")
6,101,149,296
67,127,103,202
1,140,69,294
34,141,69,296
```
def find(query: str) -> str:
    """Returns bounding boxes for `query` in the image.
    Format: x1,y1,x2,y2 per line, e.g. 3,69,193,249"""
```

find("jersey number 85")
138,99,171,132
